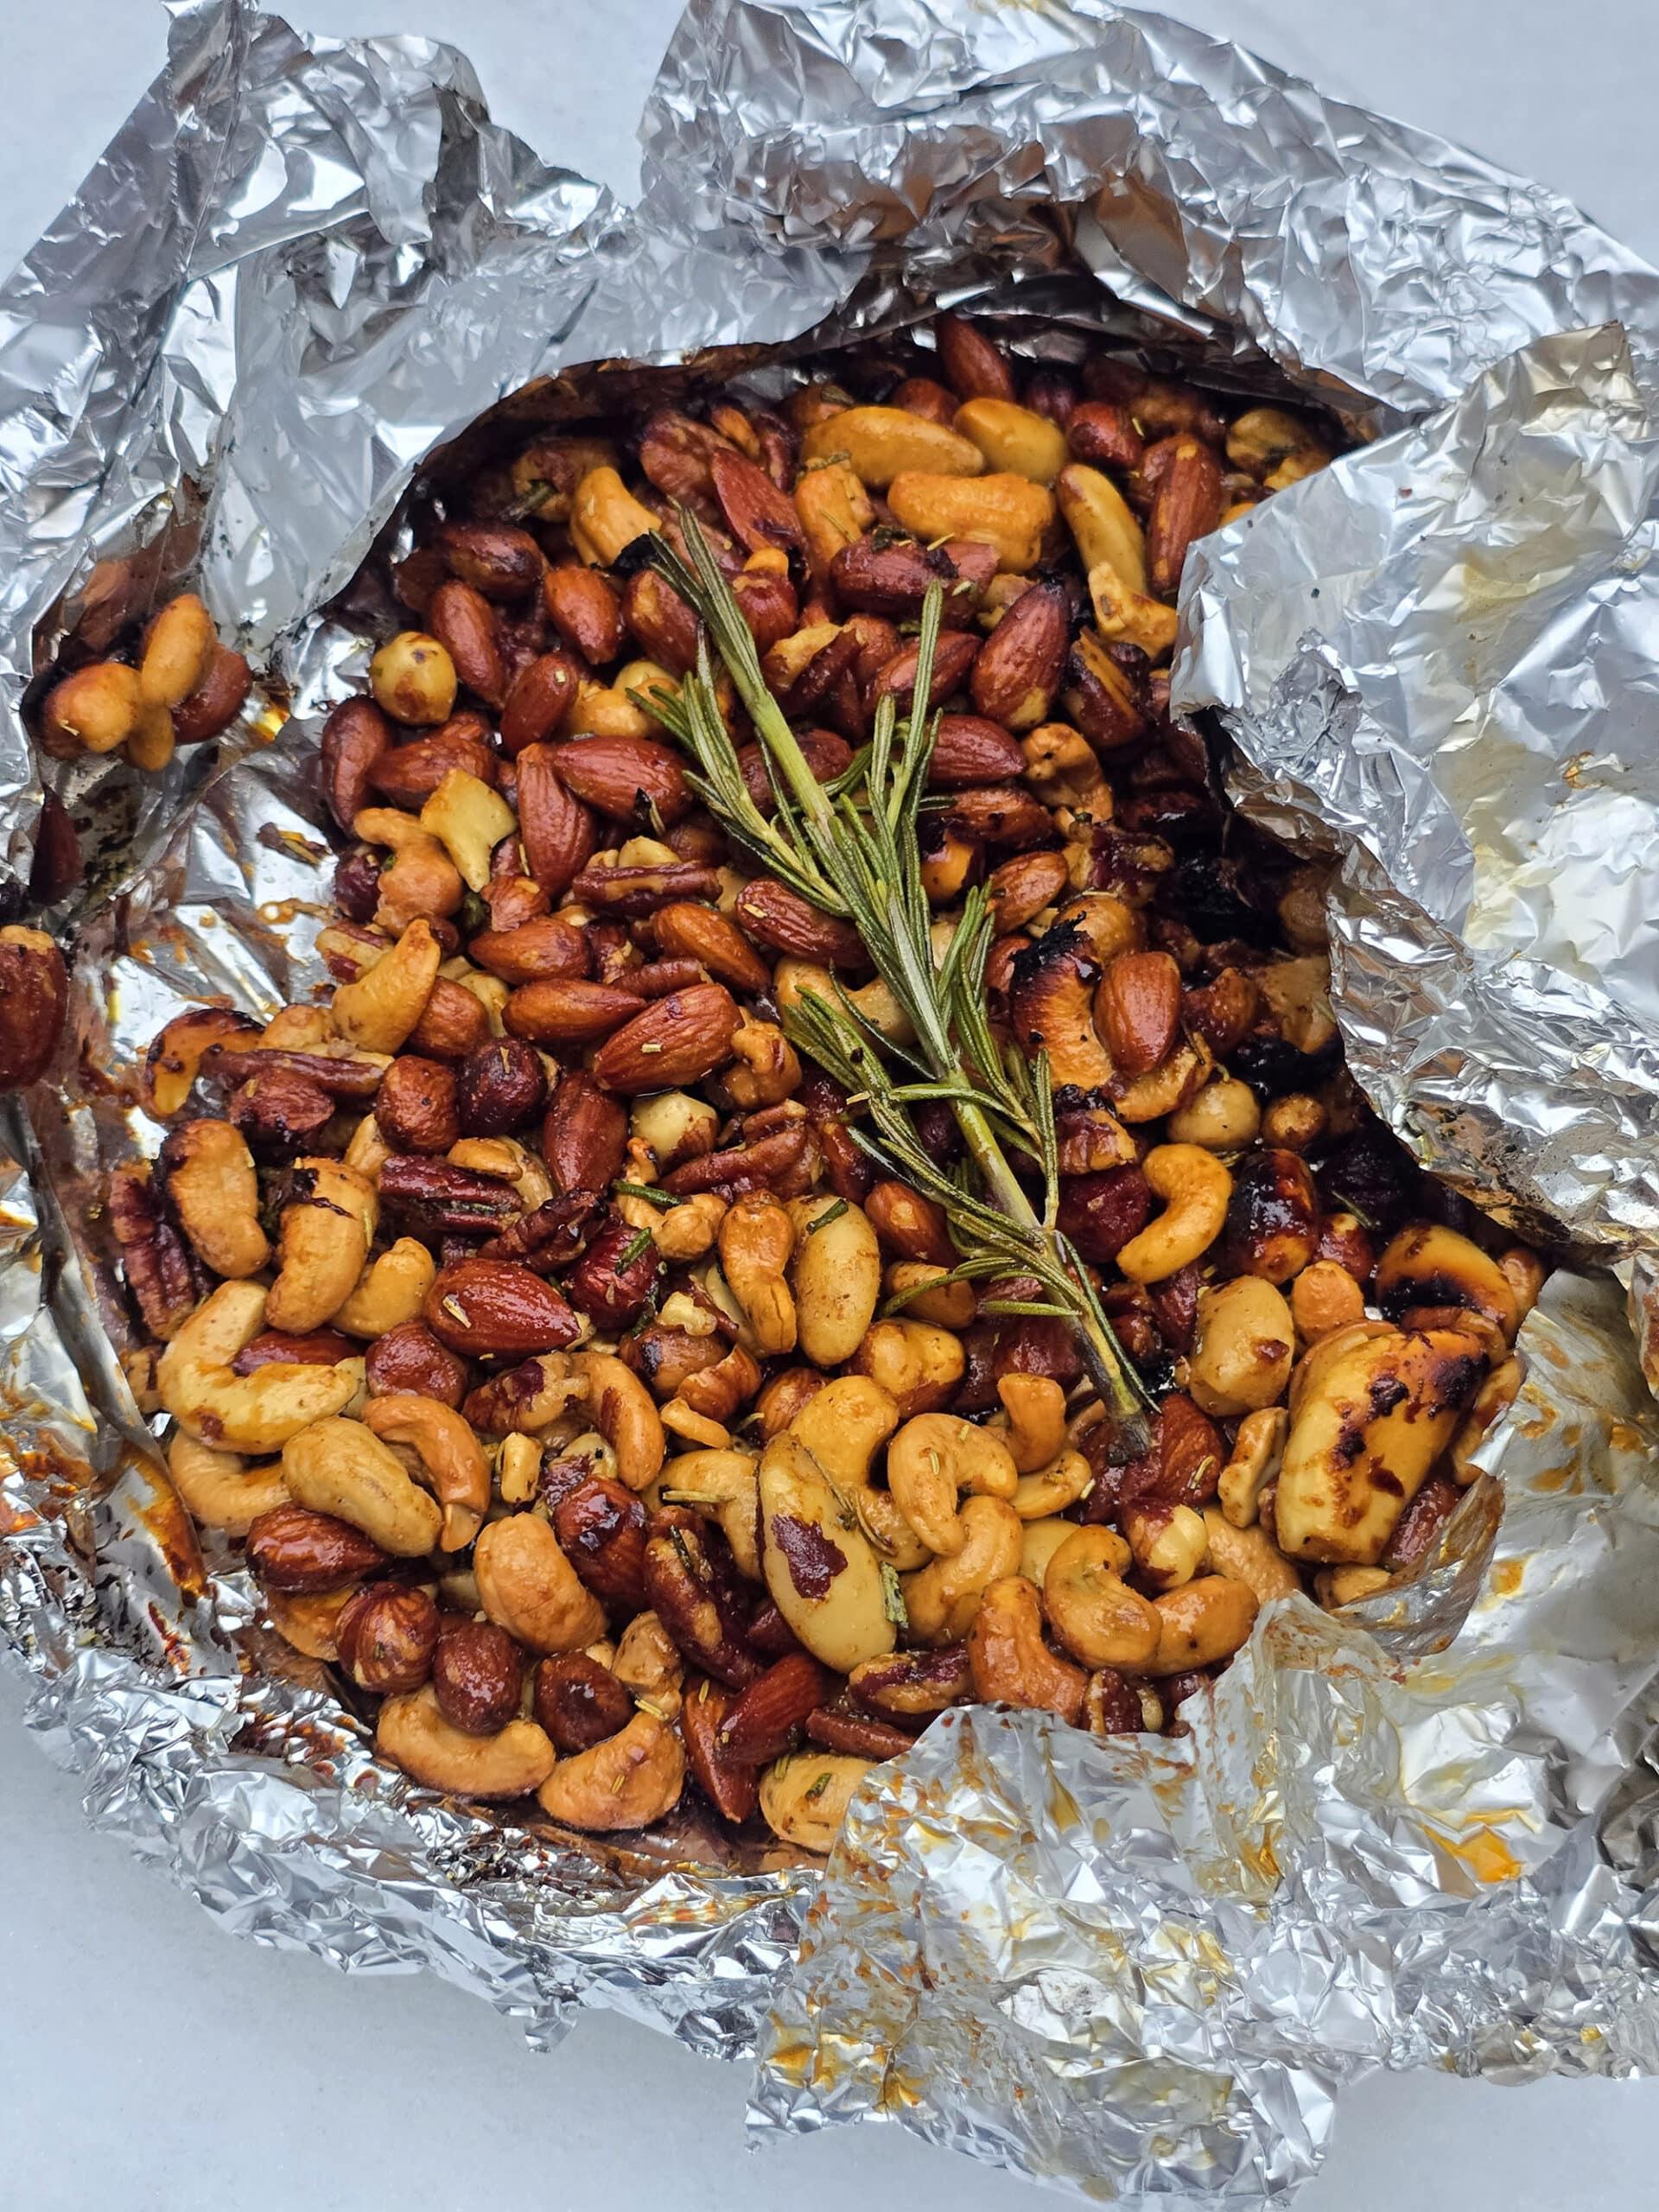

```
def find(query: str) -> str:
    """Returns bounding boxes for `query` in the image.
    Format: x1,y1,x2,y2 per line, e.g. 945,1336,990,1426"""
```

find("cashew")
333,1238,436,1338
536,1710,684,1832
474,1512,606,1653
266,1158,378,1333
1187,1277,1295,1418
902,1495,1023,1644
612,1609,685,1722
283,1416,443,1556
1020,1515,1100,1586
993,1374,1067,1477
497,1433,543,1505
1052,893,1142,965
419,769,517,893
365,1395,491,1551
1042,1527,1161,1669
967,1575,1086,1721
377,1685,555,1798
885,1262,976,1331
773,1375,927,1567
1115,1144,1232,1284
850,1318,965,1417
788,1193,881,1365
164,1122,269,1278
1122,1502,1209,1592
758,1752,872,1855
1202,1509,1300,1605
353,810,465,935
166,1432,289,1535
571,1351,664,1491
158,1281,359,1453
259,1004,335,1051
570,467,659,566
718,1192,798,1357
1375,1223,1520,1341
1087,557,1179,661
330,919,442,1052
344,1115,391,1179
887,1412,1017,1557
1450,1356,1523,1484
1056,464,1148,593
653,1448,761,1581
1147,1576,1259,1675
759,1432,897,1671
1010,1449,1095,1521
954,398,1068,486
1217,1407,1287,1528
1274,1325,1488,1565
1109,1034,1211,1124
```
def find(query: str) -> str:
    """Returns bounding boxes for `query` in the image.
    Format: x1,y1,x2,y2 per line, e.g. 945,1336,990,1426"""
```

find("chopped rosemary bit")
617,1227,655,1268
880,1560,909,1630
615,1179,681,1209
807,1198,849,1232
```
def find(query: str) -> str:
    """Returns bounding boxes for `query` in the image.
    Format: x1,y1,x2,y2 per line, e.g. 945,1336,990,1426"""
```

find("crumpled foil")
6,3,1659,2205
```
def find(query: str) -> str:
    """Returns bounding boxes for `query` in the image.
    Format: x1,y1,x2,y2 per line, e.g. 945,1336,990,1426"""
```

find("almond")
429,579,506,706
1097,950,1181,1076
986,849,1070,934
0,927,69,1091
717,1651,830,1764
424,1256,581,1357
969,581,1068,731
733,878,867,968
737,727,850,818
320,696,391,832
942,785,1054,849
363,1320,470,1406
173,644,253,746
437,520,543,600
926,714,1026,787
543,1071,628,1195
467,913,590,985
500,652,581,754
1066,402,1146,474
679,1677,761,1822
829,536,961,618
622,567,702,675
652,900,772,995
886,375,959,425
731,564,799,653
514,742,597,896
1061,632,1147,755
553,734,690,826
246,1503,391,1592
1146,436,1224,598
592,983,741,1094
503,979,645,1046
709,447,806,559
934,313,1017,404
868,628,980,713
543,563,626,664
368,720,498,805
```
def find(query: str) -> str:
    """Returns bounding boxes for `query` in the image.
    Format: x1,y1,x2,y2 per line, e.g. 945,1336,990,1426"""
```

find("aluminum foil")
7,2,1659,2205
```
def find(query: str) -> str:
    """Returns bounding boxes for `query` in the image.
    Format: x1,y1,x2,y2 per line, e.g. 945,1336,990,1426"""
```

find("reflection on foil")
2,2,1659,2203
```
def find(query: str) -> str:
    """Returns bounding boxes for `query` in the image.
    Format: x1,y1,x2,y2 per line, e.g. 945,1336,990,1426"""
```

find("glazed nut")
967,1575,1086,1722
377,1684,554,1796
652,900,772,996
1115,1144,1232,1284
142,1007,260,1120
43,661,143,753
1145,436,1224,598
138,593,216,709
1166,1073,1261,1151
902,1495,1023,1644
428,579,505,706
1374,1223,1521,1341
1010,1448,1095,1522
1147,1575,1259,1675
420,768,517,892
1223,1149,1320,1285
1096,950,1182,1077
336,1582,441,1694
456,1039,548,1136
330,919,443,1053
570,1351,666,1493
1086,558,1179,663
537,1710,685,1832
544,563,626,663
849,1318,965,1421
266,1157,377,1333
886,470,1053,574
1057,462,1148,594
245,1501,389,1591
166,1432,289,1535
158,1281,359,1453
569,467,658,566
590,983,741,1093
987,849,1070,936
283,1415,443,1556
1217,1407,1287,1528
953,397,1069,486
787,1193,882,1367
800,404,984,488
365,1393,491,1552
612,1608,686,1719
1042,1528,1161,1669
1187,1277,1295,1419
425,1257,580,1357
371,632,458,725
474,1511,606,1655
969,580,1069,729
758,1432,896,1673
1122,1500,1209,1592
864,1180,955,1268
848,1643,970,1720
885,1262,976,1332
513,744,597,897
1289,1259,1366,1344
334,1239,438,1340
717,1192,798,1356
887,1411,1017,1557
1202,1510,1300,1605
0,926,69,1091
756,1751,872,1854
158,1120,268,1278
717,1651,830,1764
792,459,876,582
376,1055,460,1153
532,1652,635,1751
437,518,544,599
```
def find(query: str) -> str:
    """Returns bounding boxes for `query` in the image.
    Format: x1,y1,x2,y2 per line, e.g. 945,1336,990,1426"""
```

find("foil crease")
3,3,1659,2206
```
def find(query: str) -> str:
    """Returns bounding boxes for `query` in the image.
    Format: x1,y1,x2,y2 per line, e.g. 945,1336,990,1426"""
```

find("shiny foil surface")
3,3,1659,2204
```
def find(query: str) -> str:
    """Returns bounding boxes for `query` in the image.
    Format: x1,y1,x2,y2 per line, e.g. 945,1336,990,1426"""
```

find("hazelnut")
532,1653,634,1751
431,1616,523,1735
336,1583,441,1694
375,1055,461,1153
364,1320,470,1407
456,1038,549,1136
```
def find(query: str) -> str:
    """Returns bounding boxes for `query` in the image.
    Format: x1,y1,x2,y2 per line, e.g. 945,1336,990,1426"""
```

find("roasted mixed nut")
112,316,1540,1852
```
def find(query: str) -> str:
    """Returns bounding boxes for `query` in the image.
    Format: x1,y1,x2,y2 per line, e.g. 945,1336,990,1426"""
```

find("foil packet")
5,3,1659,2205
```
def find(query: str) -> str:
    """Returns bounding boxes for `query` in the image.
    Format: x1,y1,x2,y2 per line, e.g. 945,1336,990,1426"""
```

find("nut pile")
41,591,251,772
117,316,1541,1852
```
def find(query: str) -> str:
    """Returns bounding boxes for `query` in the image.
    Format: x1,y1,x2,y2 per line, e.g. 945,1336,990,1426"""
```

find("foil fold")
3,3,1659,2205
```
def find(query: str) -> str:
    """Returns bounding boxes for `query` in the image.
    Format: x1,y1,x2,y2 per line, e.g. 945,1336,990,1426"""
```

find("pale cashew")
266,1158,378,1332
497,1433,543,1505
718,1192,798,1357
420,769,517,893
885,1262,976,1331
1122,1502,1208,1592
612,1609,685,1722
158,1281,359,1453
788,1193,881,1366
850,1319,965,1417
1217,1407,1287,1528
1202,1509,1300,1605
760,1433,897,1671
536,1710,684,1832
377,1685,555,1798
1020,1515,1102,1586
661,1402,732,1448
902,1495,1023,1644
1115,1144,1232,1284
166,1431,289,1535
365,1395,492,1551
344,1114,391,1179
283,1416,442,1555
887,1412,1017,1557
1275,1325,1487,1565
967,1575,1087,1722
474,1512,606,1653
571,1351,664,1491
995,1375,1067,1477
653,1448,761,1580
1147,1576,1259,1675
1187,1277,1295,1418
164,1121,268,1278
758,1752,872,1855
1010,1449,1095,1521
1042,1527,1161,1669
330,919,442,1052
333,1238,435,1339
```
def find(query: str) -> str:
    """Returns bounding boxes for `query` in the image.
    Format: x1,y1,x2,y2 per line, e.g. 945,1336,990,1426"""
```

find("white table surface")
4,3,1658,2207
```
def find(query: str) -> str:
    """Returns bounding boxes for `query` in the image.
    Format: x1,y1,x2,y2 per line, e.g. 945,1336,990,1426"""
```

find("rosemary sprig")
645,518,1150,1446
